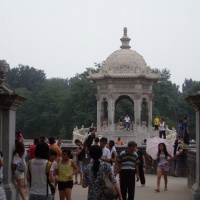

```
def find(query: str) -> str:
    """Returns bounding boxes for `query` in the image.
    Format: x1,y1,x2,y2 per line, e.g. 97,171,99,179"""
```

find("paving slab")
50,174,189,200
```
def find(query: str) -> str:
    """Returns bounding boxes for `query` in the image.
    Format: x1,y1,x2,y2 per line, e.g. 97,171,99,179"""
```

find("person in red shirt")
29,138,40,159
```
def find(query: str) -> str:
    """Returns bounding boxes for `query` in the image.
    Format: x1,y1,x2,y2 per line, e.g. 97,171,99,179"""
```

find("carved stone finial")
123,27,127,36
120,27,131,49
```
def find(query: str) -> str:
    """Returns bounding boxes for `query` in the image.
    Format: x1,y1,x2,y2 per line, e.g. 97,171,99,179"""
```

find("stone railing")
73,126,90,143
72,124,177,145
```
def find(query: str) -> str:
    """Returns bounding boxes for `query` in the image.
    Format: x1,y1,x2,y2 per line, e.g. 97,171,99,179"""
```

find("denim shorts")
157,164,169,171
77,161,83,173
29,193,52,200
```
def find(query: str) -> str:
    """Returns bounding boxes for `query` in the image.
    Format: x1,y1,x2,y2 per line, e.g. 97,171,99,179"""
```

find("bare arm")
114,162,121,176
135,164,139,182
113,182,123,200
70,160,79,177
142,155,146,167
49,171,54,183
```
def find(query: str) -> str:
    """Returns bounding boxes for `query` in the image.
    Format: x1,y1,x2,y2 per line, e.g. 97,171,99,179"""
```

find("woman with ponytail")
82,145,122,200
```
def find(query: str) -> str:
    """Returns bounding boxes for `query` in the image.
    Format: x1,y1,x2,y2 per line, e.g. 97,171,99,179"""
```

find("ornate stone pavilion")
88,28,162,143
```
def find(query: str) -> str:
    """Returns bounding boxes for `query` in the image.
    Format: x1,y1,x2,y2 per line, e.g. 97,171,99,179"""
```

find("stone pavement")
47,174,188,200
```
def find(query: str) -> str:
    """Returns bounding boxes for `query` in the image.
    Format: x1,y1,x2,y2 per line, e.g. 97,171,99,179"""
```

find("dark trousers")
139,164,145,185
184,133,189,145
120,169,135,200
159,130,166,139
155,125,158,130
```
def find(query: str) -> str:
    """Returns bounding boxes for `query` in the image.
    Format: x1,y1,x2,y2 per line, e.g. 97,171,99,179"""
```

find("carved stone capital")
149,94,153,101
135,94,141,100
95,93,100,101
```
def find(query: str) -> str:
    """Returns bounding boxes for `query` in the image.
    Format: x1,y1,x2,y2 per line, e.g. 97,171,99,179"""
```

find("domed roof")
89,28,161,80
102,49,147,75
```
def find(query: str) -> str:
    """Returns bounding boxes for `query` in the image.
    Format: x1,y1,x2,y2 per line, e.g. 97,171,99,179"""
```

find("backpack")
28,160,55,196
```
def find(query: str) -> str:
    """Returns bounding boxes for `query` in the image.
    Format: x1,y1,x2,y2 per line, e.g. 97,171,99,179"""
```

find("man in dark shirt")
83,129,96,158
183,116,190,145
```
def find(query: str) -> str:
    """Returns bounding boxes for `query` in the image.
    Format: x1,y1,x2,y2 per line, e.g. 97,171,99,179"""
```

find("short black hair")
35,142,49,159
34,137,39,145
94,138,100,143
100,137,107,143
89,145,102,160
49,149,57,157
49,137,55,144
128,141,137,148
74,139,82,144
62,148,71,156
109,140,115,147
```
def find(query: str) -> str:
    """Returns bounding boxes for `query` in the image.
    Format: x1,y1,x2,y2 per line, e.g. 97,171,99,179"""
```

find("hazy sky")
0,0,200,89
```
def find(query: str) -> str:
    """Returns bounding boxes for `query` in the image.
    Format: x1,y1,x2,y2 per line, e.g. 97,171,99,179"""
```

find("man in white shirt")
99,137,111,163
124,114,130,131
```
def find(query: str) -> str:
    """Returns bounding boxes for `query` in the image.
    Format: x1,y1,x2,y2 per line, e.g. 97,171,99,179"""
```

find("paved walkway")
48,174,188,200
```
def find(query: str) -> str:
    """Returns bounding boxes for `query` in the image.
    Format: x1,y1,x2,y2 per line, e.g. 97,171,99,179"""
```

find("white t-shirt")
124,117,130,123
102,147,111,159
110,146,116,155
159,122,165,131
51,160,58,171
29,158,53,195
12,154,26,166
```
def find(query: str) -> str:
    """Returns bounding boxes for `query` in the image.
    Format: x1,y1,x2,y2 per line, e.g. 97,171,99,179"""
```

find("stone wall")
187,150,196,188
62,144,193,178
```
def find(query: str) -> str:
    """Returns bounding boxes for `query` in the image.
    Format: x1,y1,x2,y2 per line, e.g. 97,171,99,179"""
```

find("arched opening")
101,98,108,127
115,95,134,130
141,98,148,125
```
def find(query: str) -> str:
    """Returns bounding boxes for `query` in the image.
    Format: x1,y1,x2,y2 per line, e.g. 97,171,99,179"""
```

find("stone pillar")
148,96,153,133
185,92,200,200
190,110,200,199
0,93,26,200
97,100,102,132
0,110,2,150
134,96,141,133
108,98,115,132
2,109,17,200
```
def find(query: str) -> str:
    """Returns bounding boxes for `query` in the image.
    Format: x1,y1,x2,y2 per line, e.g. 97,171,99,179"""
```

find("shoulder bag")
101,163,118,199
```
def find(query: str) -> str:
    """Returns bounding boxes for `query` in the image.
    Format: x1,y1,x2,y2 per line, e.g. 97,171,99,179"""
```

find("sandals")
74,181,78,184
164,187,167,191
155,189,160,192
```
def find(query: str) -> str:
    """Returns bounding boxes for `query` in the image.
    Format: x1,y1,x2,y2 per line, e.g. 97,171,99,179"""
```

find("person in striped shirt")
115,141,139,200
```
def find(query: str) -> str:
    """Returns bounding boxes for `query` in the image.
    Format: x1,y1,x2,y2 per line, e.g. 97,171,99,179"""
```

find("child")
56,149,78,200
49,149,58,200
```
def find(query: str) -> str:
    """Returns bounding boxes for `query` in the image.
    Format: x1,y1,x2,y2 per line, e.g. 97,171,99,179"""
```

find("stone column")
0,110,2,150
190,110,200,199
185,92,200,200
108,97,115,132
96,100,102,132
147,96,153,133
0,93,26,200
134,95,141,133
2,109,17,200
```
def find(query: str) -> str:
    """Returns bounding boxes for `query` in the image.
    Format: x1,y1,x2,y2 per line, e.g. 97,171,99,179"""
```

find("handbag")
17,161,25,172
101,163,118,199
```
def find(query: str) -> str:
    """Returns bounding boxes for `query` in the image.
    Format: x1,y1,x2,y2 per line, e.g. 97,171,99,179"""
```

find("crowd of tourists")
153,116,190,145
0,121,189,200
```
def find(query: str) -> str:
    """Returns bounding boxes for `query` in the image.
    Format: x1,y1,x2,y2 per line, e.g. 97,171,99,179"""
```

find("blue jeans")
29,194,52,200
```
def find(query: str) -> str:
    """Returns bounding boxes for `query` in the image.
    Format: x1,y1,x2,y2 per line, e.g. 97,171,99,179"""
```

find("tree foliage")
2,60,200,140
